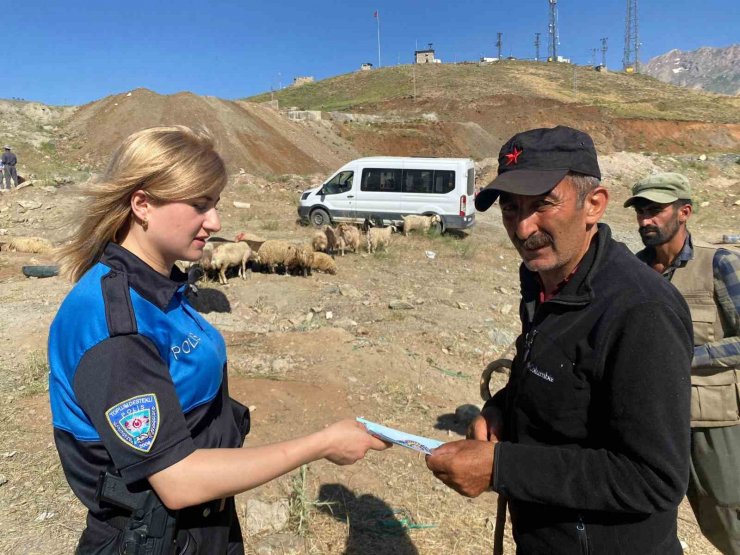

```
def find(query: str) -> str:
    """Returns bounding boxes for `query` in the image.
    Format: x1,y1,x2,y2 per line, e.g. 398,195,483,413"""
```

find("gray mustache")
516,233,553,250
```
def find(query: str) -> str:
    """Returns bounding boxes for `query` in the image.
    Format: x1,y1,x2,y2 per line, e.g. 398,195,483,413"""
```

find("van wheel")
430,216,445,235
310,208,331,227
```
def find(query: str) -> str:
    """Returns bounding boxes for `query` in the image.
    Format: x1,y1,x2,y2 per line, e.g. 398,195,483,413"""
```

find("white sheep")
310,252,337,274
211,241,252,284
256,240,295,273
366,226,395,253
402,214,442,236
336,224,362,255
1,236,54,253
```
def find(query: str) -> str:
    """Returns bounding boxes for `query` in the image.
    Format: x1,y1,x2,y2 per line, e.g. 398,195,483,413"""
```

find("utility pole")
548,0,559,61
623,0,639,72
600,37,608,68
591,48,598,66
496,32,503,60
535,32,541,61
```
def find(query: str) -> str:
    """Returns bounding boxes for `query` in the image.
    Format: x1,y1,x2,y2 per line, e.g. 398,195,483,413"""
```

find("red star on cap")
505,147,522,166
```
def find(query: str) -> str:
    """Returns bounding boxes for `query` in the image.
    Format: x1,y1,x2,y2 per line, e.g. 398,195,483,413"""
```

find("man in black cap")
427,126,693,554
2,146,18,189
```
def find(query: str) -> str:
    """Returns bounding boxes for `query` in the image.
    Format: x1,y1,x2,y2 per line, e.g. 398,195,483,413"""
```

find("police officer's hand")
467,406,504,442
426,439,495,498
321,419,391,465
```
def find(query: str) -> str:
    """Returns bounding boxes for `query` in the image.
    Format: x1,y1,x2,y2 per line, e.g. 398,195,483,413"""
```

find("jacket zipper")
577,515,590,555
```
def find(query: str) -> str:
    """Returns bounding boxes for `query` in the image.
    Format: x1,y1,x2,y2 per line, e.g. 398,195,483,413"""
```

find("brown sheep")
311,230,329,253
310,252,337,274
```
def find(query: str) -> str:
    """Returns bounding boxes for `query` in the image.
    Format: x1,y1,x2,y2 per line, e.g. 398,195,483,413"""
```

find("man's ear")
678,203,692,224
584,186,609,224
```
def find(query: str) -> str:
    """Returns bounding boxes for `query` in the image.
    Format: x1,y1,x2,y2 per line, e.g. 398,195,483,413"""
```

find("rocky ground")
0,152,737,554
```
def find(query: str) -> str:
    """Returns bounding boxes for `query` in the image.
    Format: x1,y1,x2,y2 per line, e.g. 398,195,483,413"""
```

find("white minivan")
298,156,476,232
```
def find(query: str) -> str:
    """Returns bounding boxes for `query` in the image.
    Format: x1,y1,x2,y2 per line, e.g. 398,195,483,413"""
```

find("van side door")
356,167,402,225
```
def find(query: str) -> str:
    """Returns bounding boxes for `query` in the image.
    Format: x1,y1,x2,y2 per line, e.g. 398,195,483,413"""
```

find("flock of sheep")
184,213,443,285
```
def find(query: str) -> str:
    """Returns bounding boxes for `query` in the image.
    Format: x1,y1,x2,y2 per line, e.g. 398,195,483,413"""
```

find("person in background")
625,172,740,555
2,145,18,189
48,126,389,554
426,126,693,554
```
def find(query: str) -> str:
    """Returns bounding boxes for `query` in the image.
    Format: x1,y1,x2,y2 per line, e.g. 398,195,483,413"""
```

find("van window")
403,169,433,193
361,168,402,192
322,171,353,195
467,168,475,195
434,170,456,194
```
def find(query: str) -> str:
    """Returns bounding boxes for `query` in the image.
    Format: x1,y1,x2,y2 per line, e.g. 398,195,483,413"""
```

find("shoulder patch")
106,394,160,453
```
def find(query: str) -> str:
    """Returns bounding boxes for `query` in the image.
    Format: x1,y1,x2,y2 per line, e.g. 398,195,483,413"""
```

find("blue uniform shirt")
48,243,248,548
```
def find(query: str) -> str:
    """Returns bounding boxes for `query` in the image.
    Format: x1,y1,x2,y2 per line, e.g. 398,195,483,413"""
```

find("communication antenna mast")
591,48,598,66
548,0,559,61
600,37,608,68
623,0,640,72
496,33,503,60
535,32,541,61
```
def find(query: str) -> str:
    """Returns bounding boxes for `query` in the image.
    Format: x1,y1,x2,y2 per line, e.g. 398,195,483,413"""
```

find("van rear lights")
459,195,466,217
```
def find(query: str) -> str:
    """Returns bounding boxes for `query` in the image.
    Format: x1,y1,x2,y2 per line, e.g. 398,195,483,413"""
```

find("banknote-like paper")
357,417,444,455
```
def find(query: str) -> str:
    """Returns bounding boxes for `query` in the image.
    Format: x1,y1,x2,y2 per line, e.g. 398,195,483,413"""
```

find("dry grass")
247,62,740,124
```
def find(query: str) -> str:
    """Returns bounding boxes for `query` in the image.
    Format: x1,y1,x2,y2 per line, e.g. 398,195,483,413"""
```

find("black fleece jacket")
487,224,692,555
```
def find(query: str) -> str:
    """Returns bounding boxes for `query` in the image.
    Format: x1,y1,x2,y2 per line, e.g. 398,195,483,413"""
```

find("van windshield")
322,171,353,195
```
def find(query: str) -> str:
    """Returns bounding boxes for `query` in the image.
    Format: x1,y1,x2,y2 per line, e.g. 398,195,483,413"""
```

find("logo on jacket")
106,394,160,452
526,361,554,383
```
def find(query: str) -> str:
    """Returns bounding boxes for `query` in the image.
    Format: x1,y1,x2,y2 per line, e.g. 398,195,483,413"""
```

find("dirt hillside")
57,89,359,174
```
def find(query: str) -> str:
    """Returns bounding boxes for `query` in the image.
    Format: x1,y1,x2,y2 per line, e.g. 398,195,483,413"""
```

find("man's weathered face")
498,178,590,278
633,200,682,247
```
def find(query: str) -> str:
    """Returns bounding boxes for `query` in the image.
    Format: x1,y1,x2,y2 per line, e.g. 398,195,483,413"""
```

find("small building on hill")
415,47,440,64
292,76,315,88
360,63,374,71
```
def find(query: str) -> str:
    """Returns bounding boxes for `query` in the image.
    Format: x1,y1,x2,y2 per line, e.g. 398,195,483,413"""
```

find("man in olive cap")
626,172,740,555
427,126,693,554
2,146,18,189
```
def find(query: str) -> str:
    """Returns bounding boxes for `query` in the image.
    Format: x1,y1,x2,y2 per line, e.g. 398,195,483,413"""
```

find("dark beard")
639,220,680,247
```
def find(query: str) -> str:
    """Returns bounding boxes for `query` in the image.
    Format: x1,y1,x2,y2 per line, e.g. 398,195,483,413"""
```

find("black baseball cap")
475,126,601,212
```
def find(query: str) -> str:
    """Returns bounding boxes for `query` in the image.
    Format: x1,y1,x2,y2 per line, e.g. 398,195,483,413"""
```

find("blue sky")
3,1,737,106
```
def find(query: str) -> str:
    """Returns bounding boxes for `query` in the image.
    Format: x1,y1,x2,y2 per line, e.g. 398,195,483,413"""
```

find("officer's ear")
130,190,152,223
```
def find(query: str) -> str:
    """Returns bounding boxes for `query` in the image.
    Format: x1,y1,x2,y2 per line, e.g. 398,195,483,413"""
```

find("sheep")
1,236,53,253
234,231,266,256
286,243,314,277
366,226,395,253
210,241,252,284
310,252,337,274
336,224,362,255
324,226,339,254
256,240,295,273
311,230,328,253
402,214,442,236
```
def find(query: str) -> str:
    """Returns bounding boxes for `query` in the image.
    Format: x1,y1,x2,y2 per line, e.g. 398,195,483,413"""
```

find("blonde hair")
56,125,227,282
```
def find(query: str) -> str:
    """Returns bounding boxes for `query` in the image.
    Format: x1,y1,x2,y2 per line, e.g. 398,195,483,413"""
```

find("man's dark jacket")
487,224,693,554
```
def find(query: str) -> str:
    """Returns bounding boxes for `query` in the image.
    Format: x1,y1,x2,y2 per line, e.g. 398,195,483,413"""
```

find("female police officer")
48,126,388,554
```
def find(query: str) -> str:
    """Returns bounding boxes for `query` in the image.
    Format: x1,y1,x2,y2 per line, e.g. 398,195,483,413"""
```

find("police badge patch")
106,394,160,453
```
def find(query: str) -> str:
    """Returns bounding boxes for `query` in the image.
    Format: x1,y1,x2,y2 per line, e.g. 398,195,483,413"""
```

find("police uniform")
49,242,250,554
